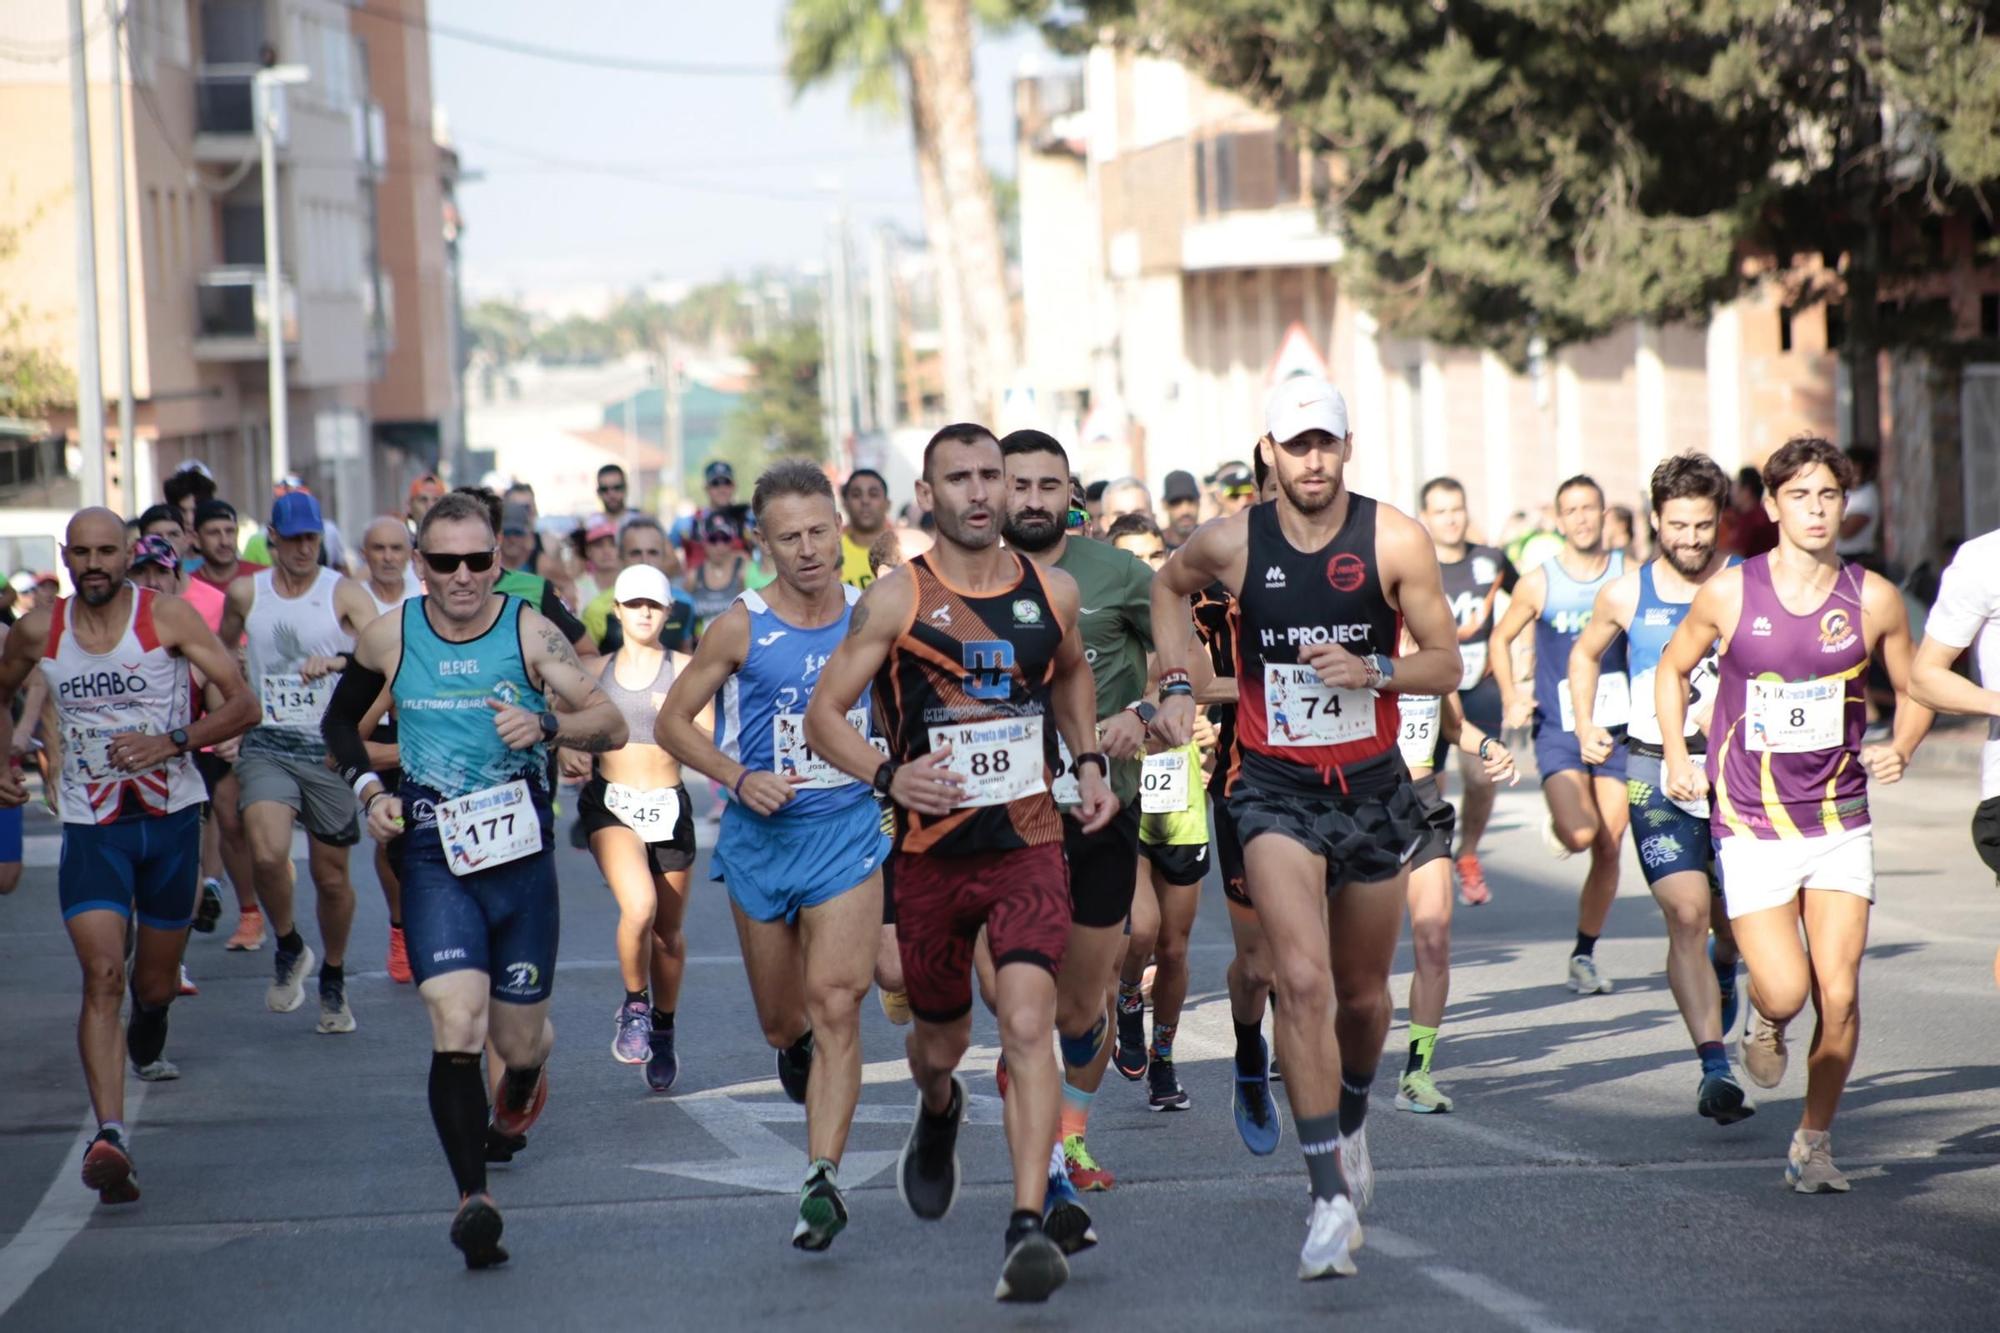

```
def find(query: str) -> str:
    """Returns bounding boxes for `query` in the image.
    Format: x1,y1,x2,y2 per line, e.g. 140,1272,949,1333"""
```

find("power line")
344,2,783,78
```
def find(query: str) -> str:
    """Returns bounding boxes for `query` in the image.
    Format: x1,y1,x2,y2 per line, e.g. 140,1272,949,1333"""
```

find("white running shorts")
1716,823,1874,920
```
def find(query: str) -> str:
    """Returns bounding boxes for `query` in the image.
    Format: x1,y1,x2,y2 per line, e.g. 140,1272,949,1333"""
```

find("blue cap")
270,491,324,538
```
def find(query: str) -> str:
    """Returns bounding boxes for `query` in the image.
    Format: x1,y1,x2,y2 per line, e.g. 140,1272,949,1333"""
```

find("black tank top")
875,553,1063,856
1230,495,1401,796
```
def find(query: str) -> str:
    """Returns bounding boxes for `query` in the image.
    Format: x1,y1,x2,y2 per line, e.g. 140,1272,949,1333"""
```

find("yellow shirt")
840,532,875,589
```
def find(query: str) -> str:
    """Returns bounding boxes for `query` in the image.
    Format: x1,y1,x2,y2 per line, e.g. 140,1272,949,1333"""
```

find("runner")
360,516,421,982
135,505,225,631
657,459,888,1250
1489,475,1630,994
218,491,380,1035
186,497,265,949
567,563,697,1091
1908,527,2000,917
322,489,629,1267
1657,435,1932,1193
1152,377,1460,1280
1568,453,1751,1123
582,517,694,657
839,468,891,589
407,473,446,532
571,516,621,608
0,508,258,1204
1418,476,1514,905
595,463,633,526
1161,470,1202,549
802,422,1114,1302
687,511,751,636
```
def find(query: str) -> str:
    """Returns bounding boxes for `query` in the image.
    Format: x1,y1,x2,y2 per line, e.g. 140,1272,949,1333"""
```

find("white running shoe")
267,943,316,1013
1786,1129,1850,1194
1541,815,1576,859
1566,954,1613,995
133,1057,180,1082
1339,1125,1374,1214
1297,1195,1362,1280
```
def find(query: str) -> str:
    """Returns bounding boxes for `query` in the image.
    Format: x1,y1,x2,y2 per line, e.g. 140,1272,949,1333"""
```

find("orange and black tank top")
874,552,1065,856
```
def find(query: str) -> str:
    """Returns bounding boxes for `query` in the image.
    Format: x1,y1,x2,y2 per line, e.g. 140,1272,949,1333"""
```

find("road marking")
0,1084,146,1320
1422,1265,1586,1333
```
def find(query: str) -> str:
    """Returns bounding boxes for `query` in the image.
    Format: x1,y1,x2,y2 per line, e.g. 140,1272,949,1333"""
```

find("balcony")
194,266,298,361
193,65,291,164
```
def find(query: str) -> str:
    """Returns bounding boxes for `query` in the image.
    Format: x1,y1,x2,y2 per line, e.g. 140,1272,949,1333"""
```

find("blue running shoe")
1042,1151,1098,1256
1233,1038,1282,1156
1711,936,1740,1039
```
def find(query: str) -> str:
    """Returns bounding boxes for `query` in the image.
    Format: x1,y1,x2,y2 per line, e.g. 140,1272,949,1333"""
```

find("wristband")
352,773,382,802
1158,668,1191,690
1478,737,1493,761
1160,681,1195,699
733,770,753,798
363,790,388,815
1075,751,1110,778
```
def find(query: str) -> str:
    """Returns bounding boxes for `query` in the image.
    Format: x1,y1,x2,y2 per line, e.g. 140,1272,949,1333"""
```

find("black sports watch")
1126,700,1158,726
872,759,900,798
539,710,561,742
1074,751,1110,778
169,727,191,754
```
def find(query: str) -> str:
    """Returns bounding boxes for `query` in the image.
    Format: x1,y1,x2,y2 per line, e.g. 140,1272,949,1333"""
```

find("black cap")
1210,461,1254,490
1162,470,1200,504
704,460,735,486
1084,479,1109,503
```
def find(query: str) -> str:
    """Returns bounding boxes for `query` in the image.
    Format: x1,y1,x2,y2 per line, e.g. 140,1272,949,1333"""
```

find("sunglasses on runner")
420,548,499,574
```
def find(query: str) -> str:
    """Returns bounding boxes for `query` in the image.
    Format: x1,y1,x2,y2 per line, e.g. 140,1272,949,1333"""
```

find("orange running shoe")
1062,1134,1114,1192
225,906,266,952
386,926,413,984
1455,854,1492,907
82,1130,139,1205
492,1066,549,1138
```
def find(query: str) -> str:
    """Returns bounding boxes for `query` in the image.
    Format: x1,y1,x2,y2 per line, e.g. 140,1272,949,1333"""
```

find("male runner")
1568,453,1750,1122
1160,470,1202,549
1418,476,1514,904
999,430,1153,1202
407,473,446,531
1909,526,2000,909
218,490,380,1034
804,423,1114,1303
0,508,258,1204
1154,377,1460,1279
839,468,892,588
658,459,889,1252
1490,475,1630,993
187,496,265,948
323,489,628,1266
1657,435,1930,1193
596,463,632,525
360,516,421,979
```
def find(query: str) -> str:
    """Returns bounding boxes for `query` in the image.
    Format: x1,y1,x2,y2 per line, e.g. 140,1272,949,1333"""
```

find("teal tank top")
393,595,550,802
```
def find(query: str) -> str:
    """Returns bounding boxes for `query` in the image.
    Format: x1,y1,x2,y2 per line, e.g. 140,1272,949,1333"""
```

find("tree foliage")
721,321,828,460
0,219,76,418
465,281,767,367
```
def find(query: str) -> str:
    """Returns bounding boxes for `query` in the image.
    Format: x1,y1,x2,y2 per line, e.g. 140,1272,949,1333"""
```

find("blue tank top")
394,595,551,803
1533,549,1626,733
1626,558,1734,750
715,585,874,821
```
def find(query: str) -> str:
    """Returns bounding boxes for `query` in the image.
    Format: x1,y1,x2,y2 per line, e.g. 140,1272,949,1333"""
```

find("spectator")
839,468,891,588
1838,444,1883,569
1161,469,1202,548
1720,465,1779,558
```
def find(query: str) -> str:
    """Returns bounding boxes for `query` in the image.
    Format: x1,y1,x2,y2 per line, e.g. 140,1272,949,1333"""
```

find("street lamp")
255,63,309,489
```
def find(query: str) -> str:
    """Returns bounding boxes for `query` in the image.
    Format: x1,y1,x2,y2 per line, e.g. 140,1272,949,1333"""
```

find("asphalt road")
3,758,1998,1331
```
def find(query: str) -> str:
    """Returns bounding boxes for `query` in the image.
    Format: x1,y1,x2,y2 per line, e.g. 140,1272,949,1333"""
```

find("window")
1215,135,1235,213
1276,130,1301,204
1982,293,1999,340
1193,139,1208,217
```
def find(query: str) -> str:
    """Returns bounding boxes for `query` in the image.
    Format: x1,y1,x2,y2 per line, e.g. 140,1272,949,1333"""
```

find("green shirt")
1054,534,1154,806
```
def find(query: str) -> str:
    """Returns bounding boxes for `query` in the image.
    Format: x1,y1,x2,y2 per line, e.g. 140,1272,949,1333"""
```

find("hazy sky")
429,1,1052,302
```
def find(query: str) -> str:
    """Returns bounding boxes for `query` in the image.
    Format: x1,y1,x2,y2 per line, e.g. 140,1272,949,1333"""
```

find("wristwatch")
1074,751,1110,778
872,759,901,797
169,727,190,754
1364,654,1395,690
1126,700,1158,726
539,710,561,742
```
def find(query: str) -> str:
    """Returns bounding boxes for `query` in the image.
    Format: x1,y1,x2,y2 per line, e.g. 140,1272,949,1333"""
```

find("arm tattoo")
846,600,871,638
540,625,582,673
563,727,619,753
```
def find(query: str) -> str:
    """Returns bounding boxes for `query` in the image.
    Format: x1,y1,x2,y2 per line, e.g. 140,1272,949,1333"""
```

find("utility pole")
868,227,895,434
69,0,107,508
256,65,309,489
850,224,874,436
827,210,856,461
816,268,837,455
107,0,137,510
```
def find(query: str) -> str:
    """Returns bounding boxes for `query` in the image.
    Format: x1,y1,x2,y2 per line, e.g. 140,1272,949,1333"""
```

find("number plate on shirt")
772,709,872,790
1263,664,1375,747
1139,749,1190,813
436,780,541,876
62,723,156,784
261,673,331,729
1397,696,1441,770
604,782,681,842
926,717,1047,809
1556,670,1630,732
1745,677,1846,753
1457,640,1488,692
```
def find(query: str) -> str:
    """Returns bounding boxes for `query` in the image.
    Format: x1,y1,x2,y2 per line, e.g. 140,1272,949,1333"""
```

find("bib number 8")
1789,708,1806,728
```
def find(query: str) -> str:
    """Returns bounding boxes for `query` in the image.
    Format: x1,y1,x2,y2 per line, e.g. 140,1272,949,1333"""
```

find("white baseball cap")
614,563,671,607
1264,376,1350,444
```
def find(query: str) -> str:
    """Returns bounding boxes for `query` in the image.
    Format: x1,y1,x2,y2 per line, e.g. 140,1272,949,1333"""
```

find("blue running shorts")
712,793,889,925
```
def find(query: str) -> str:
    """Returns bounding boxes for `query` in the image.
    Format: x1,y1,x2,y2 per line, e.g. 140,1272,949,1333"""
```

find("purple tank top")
1708,553,1869,840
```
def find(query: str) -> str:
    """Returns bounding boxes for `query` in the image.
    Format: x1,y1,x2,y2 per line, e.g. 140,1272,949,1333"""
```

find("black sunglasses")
597,482,626,493
421,547,499,574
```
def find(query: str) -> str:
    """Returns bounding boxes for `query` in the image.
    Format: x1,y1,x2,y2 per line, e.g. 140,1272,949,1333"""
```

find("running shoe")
993,1053,1009,1100
1395,1069,1454,1114
225,906,265,952
81,1128,139,1205
451,1192,510,1269
1147,1055,1189,1111
645,1027,679,1093
267,942,316,1013
897,1075,965,1221
1113,1004,1148,1081
1711,937,1739,1038
1566,953,1613,995
133,1057,180,1082
878,988,912,1025
1340,1125,1374,1213
315,981,355,1035
1786,1129,1850,1194
1063,1134,1114,1192
1271,1052,1283,1082
1743,1013,1789,1089
1234,1038,1282,1156
485,1127,526,1165
612,1000,652,1065
1541,814,1576,859
792,1160,848,1252
491,1066,549,1138
193,879,223,934
995,1221,1068,1303
1042,1147,1098,1256
178,964,199,997
1454,853,1492,906
1697,1068,1755,1125
1297,1195,1362,1280
777,1031,814,1104
386,926,413,985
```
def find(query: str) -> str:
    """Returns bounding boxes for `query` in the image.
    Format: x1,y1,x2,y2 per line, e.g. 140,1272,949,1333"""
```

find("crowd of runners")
3,381,1998,1301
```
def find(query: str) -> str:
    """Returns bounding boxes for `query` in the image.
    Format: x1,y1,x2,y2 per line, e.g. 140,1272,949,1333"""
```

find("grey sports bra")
597,650,675,749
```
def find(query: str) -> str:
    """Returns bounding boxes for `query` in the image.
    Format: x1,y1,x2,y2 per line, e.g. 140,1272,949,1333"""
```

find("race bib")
436,780,541,877
1263,664,1375,748
1556,670,1630,732
1397,695,1441,771
927,717,1047,809
772,709,874,790
604,782,681,842
1051,735,1080,806
261,672,331,730
1457,640,1489,692
1745,677,1845,753
62,722,155,785
1139,749,1190,814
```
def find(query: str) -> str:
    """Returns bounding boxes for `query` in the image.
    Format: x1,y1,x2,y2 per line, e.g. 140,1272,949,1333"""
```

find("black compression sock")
1297,1111,1345,1201
320,963,343,990
624,989,648,1008
127,1000,170,1066
1338,1070,1374,1137
428,1052,488,1197
501,1064,543,1110
652,1009,675,1032
389,919,402,930
785,1030,815,1064
276,929,304,956
1573,931,1598,959
1233,1020,1266,1077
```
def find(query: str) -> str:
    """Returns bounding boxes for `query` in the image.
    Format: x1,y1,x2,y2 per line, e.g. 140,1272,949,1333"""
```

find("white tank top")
366,580,410,619
39,588,204,825
242,566,352,758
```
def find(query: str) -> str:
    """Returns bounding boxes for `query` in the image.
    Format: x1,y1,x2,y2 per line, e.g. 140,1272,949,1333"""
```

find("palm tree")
783,0,1019,422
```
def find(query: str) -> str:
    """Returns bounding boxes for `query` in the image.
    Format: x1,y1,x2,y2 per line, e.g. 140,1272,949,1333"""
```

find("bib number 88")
968,749,1012,778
